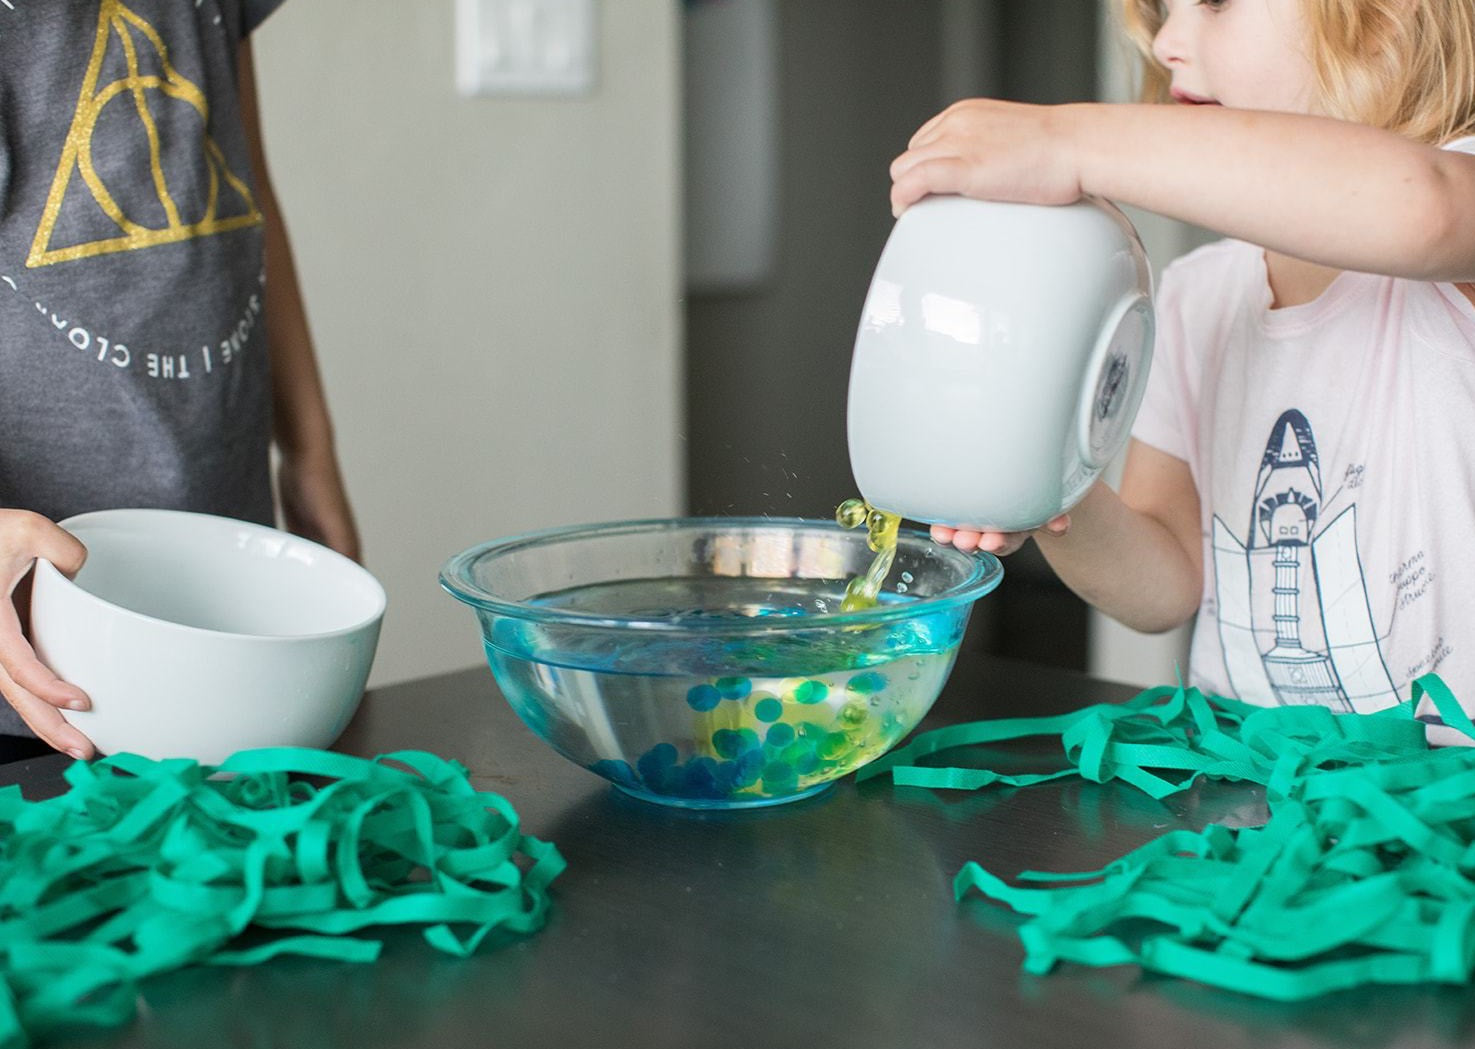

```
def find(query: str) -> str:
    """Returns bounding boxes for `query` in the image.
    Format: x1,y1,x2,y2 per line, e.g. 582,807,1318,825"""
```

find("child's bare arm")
1033,440,1202,634
892,100,1475,282
238,41,361,562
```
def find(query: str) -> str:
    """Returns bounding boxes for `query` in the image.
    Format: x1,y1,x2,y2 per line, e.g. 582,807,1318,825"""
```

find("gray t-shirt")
0,0,286,736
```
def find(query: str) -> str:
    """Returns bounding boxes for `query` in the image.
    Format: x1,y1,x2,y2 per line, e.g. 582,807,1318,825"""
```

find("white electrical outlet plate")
455,0,597,97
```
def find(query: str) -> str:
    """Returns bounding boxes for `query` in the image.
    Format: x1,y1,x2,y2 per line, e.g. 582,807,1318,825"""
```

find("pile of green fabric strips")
859,672,1475,1000
0,748,563,1047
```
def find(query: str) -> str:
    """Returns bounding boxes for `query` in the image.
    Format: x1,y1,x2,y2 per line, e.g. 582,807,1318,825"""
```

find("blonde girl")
890,0,1475,732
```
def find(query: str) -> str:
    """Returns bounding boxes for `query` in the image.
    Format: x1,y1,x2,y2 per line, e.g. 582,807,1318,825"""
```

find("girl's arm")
1037,440,1202,634
935,440,1202,632
891,100,1475,282
238,41,361,561
953,440,1199,634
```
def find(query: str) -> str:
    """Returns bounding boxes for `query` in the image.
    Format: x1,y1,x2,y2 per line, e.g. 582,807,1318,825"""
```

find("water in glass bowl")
482,575,965,808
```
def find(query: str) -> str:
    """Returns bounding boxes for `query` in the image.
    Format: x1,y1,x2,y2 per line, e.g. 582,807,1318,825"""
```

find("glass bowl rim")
438,515,1003,631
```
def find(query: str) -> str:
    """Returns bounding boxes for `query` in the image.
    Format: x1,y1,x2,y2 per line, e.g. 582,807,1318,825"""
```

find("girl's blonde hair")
1120,0,1475,144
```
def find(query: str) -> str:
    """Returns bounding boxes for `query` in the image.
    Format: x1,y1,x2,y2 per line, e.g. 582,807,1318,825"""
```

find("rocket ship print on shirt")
1212,409,1399,713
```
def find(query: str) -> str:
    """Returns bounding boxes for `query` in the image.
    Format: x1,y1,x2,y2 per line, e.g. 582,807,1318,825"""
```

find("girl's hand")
0,510,95,759
931,514,1071,556
890,99,1083,216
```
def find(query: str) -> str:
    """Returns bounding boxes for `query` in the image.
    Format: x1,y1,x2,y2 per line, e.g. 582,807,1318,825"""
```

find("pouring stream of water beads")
836,498,901,612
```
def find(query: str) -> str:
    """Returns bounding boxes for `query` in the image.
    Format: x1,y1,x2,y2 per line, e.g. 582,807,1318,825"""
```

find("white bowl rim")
438,514,1003,630
41,507,387,643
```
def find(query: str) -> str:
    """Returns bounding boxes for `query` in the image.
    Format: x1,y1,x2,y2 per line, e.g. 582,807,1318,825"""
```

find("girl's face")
1151,0,1318,113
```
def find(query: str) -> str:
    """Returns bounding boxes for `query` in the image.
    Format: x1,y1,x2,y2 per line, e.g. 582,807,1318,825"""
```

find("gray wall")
254,1,683,687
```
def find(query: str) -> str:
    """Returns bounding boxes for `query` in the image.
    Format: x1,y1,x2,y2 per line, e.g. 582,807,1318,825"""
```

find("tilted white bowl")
847,195,1155,533
30,508,386,764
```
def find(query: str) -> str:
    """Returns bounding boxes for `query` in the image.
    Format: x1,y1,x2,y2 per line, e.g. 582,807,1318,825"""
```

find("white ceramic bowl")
847,195,1155,532
30,508,386,764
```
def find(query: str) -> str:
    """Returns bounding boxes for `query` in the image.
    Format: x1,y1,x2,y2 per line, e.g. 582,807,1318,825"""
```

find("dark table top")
5,646,1475,1049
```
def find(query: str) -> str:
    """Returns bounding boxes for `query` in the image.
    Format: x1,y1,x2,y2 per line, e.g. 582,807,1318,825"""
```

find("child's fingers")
889,140,956,183
890,156,969,216
977,531,1031,556
907,107,952,149
954,529,986,552
933,526,1031,556
1041,513,1071,537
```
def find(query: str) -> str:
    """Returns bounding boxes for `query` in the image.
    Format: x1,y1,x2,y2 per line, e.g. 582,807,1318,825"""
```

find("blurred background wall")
255,0,1194,691
254,0,683,687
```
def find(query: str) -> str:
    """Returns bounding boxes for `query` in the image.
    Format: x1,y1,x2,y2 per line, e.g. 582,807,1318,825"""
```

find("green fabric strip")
0,748,563,1048
888,673,1475,1000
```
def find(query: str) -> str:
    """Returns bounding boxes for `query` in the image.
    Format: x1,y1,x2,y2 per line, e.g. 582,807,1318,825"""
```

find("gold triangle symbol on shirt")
27,0,262,268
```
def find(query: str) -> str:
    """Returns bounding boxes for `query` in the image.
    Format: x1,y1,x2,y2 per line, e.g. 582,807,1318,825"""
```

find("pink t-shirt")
1132,138,1475,739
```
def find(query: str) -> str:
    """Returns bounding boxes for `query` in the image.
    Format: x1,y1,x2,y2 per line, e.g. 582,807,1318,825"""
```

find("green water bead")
836,498,869,530
847,671,888,694
819,731,853,761
841,543,896,612
838,702,869,728
762,761,799,790
787,680,829,705
779,739,819,772
842,575,876,610
866,509,900,553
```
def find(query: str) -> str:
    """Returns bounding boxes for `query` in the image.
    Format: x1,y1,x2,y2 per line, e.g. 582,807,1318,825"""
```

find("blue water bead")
683,756,723,797
765,722,796,749
754,697,784,723
735,749,765,788
637,742,680,784
847,671,888,695
686,683,723,712
887,619,930,651
659,764,689,796
715,676,753,700
713,761,740,793
591,759,639,787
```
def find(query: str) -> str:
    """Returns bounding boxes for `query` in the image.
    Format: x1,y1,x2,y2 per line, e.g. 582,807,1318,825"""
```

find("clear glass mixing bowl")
440,516,1002,808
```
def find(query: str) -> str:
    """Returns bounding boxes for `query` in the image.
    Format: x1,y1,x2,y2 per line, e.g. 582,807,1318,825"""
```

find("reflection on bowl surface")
440,517,1002,808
